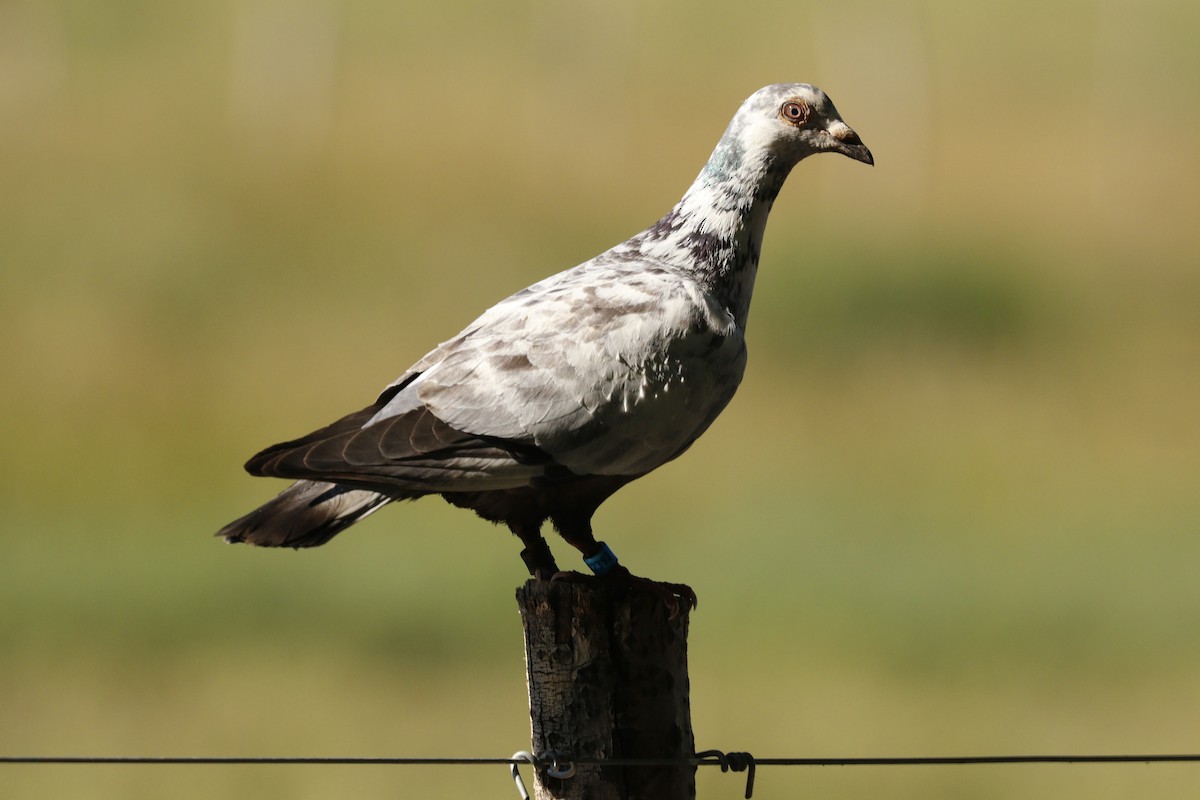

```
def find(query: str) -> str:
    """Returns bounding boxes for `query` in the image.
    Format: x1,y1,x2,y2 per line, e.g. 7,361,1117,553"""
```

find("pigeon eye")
781,100,809,124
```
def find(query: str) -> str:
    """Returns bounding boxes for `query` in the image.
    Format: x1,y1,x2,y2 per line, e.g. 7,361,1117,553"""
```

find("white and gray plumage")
217,83,872,603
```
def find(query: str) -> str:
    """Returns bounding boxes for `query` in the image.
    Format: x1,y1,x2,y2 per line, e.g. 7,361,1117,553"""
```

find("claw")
549,569,589,584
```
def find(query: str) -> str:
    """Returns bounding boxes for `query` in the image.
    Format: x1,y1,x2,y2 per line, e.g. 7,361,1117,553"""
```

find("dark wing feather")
246,399,553,494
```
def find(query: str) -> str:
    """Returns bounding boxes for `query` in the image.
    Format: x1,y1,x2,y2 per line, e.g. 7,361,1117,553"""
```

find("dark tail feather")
217,480,395,548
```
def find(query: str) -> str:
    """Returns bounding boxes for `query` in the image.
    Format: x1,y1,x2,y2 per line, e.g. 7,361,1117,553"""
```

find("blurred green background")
2,0,1199,797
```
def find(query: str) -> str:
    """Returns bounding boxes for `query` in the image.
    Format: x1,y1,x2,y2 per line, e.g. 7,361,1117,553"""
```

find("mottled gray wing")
369,264,747,477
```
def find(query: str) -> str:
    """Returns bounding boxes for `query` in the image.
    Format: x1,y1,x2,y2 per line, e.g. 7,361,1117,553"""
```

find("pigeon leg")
510,521,559,580
552,514,698,616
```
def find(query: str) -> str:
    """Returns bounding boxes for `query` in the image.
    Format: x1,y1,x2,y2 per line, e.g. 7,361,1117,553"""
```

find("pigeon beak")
828,122,874,166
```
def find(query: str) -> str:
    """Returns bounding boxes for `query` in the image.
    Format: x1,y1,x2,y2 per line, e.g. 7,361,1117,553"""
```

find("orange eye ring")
781,100,809,125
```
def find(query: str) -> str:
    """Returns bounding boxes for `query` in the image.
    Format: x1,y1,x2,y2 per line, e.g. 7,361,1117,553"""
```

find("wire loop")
697,749,757,798
510,751,535,800
542,751,577,780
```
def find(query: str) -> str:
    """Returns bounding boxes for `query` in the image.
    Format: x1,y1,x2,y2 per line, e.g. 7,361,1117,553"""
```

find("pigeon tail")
217,480,394,548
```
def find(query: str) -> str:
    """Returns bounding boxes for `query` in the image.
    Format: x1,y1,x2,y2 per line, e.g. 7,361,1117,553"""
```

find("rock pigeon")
217,83,872,606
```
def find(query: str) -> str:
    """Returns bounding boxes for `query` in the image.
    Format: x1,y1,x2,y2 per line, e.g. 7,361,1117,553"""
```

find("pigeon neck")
640,147,793,329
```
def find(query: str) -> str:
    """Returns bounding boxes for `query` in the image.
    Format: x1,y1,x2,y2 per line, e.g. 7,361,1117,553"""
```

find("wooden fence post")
515,579,695,800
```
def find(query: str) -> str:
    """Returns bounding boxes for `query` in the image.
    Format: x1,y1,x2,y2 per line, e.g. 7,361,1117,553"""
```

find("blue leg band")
583,542,619,576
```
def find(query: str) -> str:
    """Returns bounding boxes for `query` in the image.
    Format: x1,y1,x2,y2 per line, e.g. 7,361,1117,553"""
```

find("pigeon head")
719,83,874,171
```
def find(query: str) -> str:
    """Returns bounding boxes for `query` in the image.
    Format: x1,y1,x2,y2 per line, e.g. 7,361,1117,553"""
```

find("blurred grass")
2,0,1199,797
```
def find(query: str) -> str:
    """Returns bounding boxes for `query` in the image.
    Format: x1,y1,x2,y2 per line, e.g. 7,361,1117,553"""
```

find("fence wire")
6,750,1200,799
